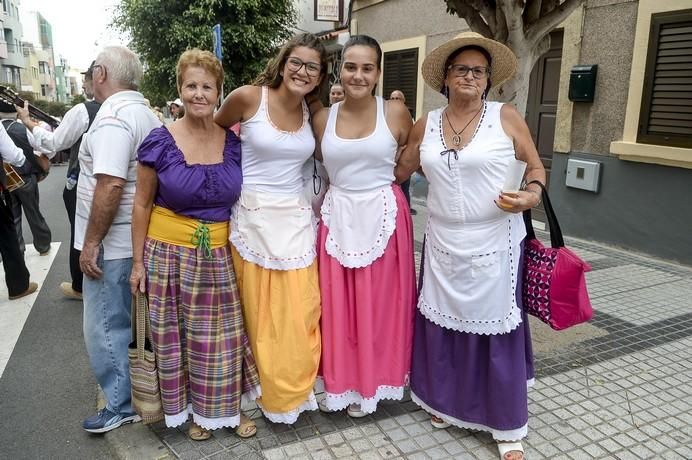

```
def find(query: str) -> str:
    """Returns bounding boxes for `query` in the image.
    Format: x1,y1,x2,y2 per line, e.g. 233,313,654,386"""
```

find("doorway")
526,30,563,222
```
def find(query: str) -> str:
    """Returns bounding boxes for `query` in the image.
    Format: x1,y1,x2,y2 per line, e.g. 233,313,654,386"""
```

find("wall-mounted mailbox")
566,159,601,193
568,64,598,102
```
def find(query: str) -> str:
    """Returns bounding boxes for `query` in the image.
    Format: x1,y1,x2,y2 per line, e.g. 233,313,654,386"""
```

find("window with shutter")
383,48,418,119
637,10,692,149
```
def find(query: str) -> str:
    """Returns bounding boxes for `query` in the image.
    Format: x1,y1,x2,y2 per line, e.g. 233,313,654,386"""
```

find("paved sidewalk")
111,199,692,459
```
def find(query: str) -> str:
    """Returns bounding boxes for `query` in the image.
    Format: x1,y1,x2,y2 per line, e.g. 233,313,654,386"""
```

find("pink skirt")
316,184,416,414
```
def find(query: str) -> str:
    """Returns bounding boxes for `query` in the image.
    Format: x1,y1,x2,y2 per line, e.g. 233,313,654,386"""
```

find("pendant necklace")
445,102,484,147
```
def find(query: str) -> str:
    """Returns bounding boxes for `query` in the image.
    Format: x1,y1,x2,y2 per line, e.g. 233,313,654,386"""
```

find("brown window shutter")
638,10,692,148
383,48,419,118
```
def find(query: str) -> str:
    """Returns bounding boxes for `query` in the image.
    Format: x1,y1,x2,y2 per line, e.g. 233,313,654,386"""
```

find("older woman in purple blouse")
130,49,260,441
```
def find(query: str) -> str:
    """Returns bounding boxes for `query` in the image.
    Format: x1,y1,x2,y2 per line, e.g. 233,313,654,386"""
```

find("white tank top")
230,87,317,270
321,96,397,191
418,101,526,335
319,96,400,268
239,86,315,194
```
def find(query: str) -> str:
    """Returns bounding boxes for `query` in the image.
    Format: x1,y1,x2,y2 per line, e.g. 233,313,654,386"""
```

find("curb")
108,422,172,460
97,387,172,460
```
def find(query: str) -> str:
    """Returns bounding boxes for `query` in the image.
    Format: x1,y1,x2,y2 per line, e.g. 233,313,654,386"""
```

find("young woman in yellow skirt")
215,33,327,423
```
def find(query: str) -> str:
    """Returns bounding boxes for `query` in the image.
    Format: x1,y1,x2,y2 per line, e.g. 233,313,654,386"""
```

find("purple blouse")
137,126,242,222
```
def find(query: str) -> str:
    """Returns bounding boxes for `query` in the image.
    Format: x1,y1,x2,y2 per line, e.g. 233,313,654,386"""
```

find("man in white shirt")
76,46,161,433
17,63,102,301
0,124,37,299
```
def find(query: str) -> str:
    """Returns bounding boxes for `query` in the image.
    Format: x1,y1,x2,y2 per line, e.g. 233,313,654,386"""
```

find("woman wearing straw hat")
395,32,545,460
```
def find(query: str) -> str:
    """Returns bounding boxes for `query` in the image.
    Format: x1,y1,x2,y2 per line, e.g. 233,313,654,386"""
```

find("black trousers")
401,177,412,208
1,190,30,297
10,174,52,254
62,184,82,293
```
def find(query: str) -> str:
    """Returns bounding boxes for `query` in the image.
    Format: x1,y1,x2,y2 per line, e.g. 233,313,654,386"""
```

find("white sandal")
317,398,334,413
430,415,451,429
346,403,367,418
497,441,524,460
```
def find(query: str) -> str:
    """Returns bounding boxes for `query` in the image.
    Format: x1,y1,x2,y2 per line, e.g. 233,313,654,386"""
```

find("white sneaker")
347,403,367,418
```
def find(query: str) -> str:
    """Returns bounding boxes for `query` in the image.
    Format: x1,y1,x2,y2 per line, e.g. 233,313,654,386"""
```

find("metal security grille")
383,48,418,118
638,10,692,148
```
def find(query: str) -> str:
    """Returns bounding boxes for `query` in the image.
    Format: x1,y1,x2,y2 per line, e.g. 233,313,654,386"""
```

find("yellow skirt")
231,247,321,423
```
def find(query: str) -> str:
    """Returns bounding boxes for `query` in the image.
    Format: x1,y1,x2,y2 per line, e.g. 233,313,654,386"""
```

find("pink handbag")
522,182,593,330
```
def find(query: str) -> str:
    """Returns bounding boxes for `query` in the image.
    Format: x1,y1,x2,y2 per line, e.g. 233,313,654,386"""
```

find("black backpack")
2,119,48,181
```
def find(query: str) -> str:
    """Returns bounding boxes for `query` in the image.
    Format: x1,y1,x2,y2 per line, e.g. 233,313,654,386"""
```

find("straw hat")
422,31,517,92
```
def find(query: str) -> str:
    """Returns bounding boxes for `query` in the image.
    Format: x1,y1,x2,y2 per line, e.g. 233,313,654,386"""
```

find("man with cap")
0,122,38,300
17,60,102,301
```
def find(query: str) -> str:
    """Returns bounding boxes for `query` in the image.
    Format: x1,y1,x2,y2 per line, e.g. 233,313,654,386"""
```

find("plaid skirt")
144,238,261,429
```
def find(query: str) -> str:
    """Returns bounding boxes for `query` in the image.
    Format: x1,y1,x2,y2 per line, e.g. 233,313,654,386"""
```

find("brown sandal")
235,414,257,438
188,422,211,441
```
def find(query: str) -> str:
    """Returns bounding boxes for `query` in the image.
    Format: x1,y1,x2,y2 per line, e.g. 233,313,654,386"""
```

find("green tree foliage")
71,94,86,106
113,0,297,107
18,91,35,103
33,100,69,118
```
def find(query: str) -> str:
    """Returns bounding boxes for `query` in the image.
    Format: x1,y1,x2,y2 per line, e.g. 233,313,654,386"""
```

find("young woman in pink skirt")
311,35,416,417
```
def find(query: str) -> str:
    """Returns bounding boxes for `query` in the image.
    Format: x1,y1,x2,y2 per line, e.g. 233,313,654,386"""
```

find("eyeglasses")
286,57,321,77
447,64,489,79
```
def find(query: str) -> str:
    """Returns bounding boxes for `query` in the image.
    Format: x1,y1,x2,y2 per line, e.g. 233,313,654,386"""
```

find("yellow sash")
147,206,228,257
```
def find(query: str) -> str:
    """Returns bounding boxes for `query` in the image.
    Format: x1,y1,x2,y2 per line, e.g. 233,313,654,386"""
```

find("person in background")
17,62,101,301
389,89,416,215
214,33,327,425
168,98,183,120
395,32,545,460
152,106,165,123
130,49,260,441
312,35,416,418
0,123,38,300
329,83,344,105
0,105,52,256
76,46,162,434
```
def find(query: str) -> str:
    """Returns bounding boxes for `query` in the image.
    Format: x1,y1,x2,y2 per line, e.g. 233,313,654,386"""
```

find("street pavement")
0,166,114,459
1,168,690,459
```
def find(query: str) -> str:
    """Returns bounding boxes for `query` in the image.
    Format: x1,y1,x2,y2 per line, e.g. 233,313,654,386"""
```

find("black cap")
81,60,96,78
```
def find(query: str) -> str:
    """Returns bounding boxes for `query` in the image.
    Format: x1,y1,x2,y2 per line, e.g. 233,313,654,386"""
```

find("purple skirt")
410,244,534,441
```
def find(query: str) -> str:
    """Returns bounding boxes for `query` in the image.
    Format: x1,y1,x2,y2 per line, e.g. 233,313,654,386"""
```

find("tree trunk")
491,36,550,115
493,52,535,115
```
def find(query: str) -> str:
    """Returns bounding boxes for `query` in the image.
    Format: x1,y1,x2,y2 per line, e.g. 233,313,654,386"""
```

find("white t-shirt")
74,90,161,260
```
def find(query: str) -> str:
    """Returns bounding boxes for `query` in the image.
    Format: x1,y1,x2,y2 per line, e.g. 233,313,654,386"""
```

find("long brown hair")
253,33,328,98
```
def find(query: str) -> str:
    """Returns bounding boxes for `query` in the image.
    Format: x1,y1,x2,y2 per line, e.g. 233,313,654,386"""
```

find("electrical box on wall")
568,65,598,102
566,159,601,193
